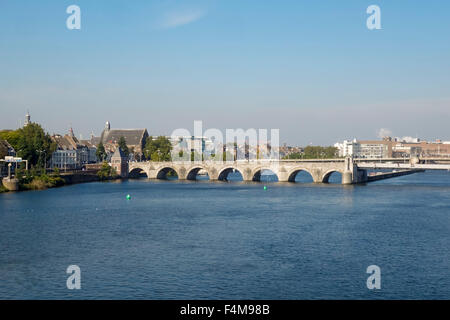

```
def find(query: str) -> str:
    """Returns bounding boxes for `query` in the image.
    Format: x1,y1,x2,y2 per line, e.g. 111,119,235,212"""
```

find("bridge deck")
367,169,425,182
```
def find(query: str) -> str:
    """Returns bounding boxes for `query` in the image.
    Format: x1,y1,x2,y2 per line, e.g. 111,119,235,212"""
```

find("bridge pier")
342,171,353,185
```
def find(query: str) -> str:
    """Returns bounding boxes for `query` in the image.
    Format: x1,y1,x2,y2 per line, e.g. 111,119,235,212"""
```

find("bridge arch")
321,169,343,183
156,166,180,180
218,167,244,181
129,167,148,178
287,168,314,183
251,167,279,182
186,166,209,180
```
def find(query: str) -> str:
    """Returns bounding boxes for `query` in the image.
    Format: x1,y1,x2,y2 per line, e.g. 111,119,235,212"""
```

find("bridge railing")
129,158,347,165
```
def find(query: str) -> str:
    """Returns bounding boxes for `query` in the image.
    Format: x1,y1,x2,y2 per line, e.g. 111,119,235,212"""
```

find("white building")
335,139,390,158
334,139,358,157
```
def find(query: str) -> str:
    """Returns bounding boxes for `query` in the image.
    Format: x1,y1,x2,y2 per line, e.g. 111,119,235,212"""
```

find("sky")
0,0,449,145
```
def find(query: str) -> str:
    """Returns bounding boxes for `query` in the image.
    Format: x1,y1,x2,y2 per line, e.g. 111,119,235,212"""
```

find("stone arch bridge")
128,158,362,184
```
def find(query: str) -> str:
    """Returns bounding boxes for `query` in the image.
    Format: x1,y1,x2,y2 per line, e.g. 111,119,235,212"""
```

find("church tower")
24,111,31,126
68,125,75,138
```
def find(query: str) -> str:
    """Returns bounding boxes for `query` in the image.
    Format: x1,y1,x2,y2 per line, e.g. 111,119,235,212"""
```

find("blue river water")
0,171,449,299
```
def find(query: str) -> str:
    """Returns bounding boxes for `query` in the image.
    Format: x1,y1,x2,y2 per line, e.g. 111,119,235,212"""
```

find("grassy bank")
19,172,65,191
1,163,120,192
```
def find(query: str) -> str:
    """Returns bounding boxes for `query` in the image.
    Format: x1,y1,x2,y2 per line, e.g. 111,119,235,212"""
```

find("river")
0,171,449,299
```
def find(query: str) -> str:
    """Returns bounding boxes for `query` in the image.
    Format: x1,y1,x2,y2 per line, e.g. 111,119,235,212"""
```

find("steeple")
69,124,75,137
24,110,31,126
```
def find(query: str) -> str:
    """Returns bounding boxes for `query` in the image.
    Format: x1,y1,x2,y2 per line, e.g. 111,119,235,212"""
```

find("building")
356,140,391,158
335,137,450,159
50,127,98,170
79,139,98,163
110,147,128,178
334,140,357,157
24,111,31,127
392,140,450,158
97,122,149,158
335,139,391,158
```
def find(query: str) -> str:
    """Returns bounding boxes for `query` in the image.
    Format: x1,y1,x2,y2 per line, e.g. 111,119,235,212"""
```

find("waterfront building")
97,121,149,159
334,139,391,158
335,137,450,159
79,139,98,163
110,147,128,178
392,140,450,158
50,127,98,170
334,139,358,157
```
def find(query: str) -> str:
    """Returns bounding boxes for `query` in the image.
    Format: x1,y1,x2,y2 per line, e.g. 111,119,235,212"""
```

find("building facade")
50,128,98,170
335,137,450,159
335,139,391,158
97,122,149,159
110,147,128,178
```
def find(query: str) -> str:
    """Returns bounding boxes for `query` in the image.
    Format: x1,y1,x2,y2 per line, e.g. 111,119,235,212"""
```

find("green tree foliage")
283,146,338,159
97,162,118,180
0,130,21,148
1,124,56,168
96,142,107,161
15,167,64,190
0,139,8,159
283,152,303,160
144,136,172,161
118,136,129,157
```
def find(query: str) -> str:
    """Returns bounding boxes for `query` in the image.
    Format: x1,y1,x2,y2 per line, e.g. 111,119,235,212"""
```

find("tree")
118,136,129,157
97,161,117,180
0,130,20,148
0,139,8,159
144,136,172,161
283,152,303,160
8,123,56,168
96,142,107,161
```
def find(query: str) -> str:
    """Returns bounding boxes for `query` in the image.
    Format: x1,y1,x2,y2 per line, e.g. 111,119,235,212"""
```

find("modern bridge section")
129,158,359,184
356,163,450,171
367,169,425,182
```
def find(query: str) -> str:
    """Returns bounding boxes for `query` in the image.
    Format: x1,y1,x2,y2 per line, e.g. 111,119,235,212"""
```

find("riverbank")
1,172,121,193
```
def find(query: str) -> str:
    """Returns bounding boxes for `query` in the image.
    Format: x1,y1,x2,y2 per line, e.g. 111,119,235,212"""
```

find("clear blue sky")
1,0,449,145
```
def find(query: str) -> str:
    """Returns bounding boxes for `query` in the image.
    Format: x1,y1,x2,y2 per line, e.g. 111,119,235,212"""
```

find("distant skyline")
1,0,449,145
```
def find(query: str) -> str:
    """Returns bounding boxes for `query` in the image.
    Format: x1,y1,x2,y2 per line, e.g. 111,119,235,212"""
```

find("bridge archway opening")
218,168,243,181
322,171,342,184
187,167,210,181
156,167,179,180
253,169,278,182
287,169,314,183
129,168,148,179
